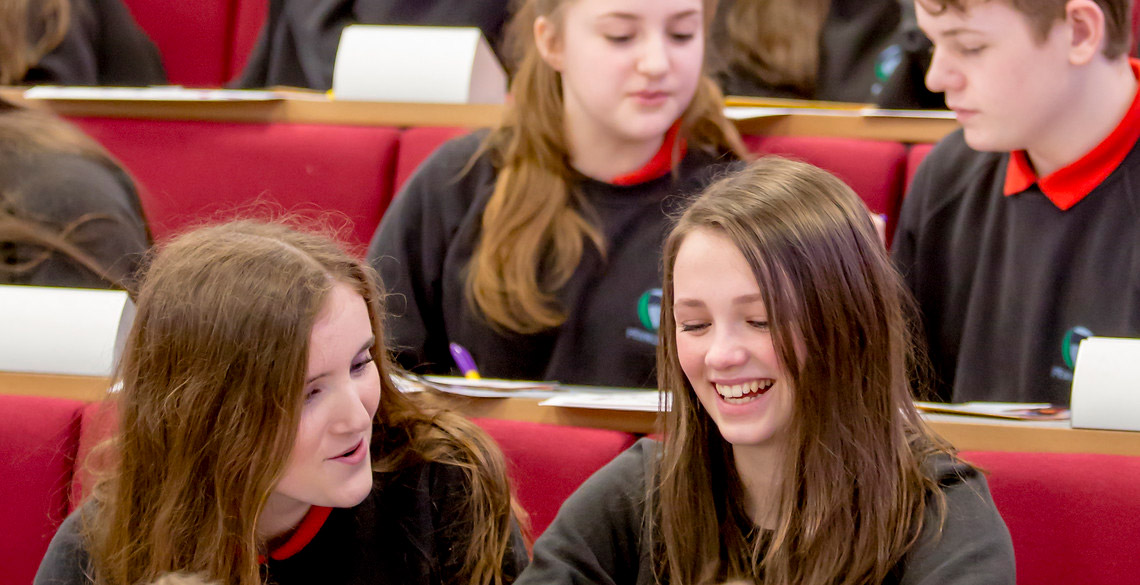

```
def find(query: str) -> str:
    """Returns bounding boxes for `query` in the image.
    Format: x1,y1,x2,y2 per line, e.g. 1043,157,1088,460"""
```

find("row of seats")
3,393,1139,585
67,118,936,248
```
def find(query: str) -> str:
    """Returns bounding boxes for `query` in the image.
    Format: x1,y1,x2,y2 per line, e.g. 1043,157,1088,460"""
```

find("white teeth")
715,379,774,399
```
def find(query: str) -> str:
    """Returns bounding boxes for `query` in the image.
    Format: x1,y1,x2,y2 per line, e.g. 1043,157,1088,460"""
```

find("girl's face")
537,0,705,153
672,229,794,451
266,282,381,529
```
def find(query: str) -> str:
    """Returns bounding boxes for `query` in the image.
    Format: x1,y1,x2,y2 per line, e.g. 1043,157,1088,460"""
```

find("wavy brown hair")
82,221,520,585
715,0,830,96
0,97,146,289
467,0,749,334
0,0,70,84
653,157,952,585
919,0,1132,59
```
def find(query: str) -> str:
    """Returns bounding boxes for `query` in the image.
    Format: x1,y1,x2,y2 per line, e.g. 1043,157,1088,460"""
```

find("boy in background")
893,0,1138,405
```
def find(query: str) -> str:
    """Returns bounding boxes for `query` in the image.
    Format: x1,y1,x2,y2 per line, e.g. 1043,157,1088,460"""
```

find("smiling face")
537,0,705,153
672,228,794,451
917,0,1075,152
264,281,381,531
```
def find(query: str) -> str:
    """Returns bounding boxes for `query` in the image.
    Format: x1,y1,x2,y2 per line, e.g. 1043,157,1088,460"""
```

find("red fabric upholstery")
70,118,401,248
905,143,936,193
0,395,84,585
472,418,637,537
229,0,269,83
121,0,234,86
395,126,471,194
69,401,119,511
959,450,1140,585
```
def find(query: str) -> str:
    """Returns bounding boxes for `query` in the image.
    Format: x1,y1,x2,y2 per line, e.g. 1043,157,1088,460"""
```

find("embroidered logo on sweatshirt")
625,288,662,346
1051,325,1093,382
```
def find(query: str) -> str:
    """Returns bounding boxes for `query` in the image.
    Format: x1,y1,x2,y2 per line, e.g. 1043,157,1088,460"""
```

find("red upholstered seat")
959,450,1140,585
0,395,85,585
121,0,234,86
70,118,401,249
229,0,270,83
395,126,472,194
472,418,637,537
905,143,936,192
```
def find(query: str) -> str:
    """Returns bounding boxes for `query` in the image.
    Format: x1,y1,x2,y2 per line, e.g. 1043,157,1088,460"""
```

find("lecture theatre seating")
5,392,1140,585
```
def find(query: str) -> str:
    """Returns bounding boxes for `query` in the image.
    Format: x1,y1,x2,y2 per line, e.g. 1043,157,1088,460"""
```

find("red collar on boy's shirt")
1003,58,1140,210
257,505,332,563
610,120,688,186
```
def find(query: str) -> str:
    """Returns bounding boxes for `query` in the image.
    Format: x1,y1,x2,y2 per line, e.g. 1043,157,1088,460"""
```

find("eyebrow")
674,293,765,308
599,10,700,22
305,336,376,384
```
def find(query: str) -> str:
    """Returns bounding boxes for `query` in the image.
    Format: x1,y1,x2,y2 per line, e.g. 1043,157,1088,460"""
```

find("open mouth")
715,380,774,404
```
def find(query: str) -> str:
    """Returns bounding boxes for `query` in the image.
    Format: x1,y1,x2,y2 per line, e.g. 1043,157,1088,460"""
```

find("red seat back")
121,0,234,86
0,395,85,585
395,126,472,194
472,418,637,537
960,450,1140,585
70,118,401,248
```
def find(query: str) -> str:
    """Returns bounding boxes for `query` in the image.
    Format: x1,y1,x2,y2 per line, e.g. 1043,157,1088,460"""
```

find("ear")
534,15,564,71
1065,0,1106,65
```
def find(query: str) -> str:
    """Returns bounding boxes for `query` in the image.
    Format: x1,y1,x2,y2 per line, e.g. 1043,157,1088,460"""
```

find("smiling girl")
367,0,747,388
35,221,526,585
516,158,1015,585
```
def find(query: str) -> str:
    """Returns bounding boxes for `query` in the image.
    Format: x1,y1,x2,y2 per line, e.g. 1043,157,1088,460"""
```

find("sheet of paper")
914,401,1070,421
23,86,288,102
540,390,665,412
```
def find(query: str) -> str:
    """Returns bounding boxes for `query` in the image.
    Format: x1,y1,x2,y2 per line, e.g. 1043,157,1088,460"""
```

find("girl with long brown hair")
34,221,527,585
516,158,1015,585
367,0,748,388
0,0,165,86
0,96,150,289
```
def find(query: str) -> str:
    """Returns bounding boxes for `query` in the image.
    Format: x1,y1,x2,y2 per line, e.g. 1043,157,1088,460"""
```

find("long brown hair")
467,0,749,334
0,97,145,288
0,0,70,84
83,221,519,585
654,157,951,585
714,0,830,96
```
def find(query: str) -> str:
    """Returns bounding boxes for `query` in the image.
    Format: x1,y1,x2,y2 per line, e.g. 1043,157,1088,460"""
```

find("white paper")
540,390,666,412
1071,337,1140,431
331,25,506,104
0,285,134,376
23,86,287,102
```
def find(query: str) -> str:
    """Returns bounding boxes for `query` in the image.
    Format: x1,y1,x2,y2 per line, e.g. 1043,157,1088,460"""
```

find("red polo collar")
1003,58,1140,210
257,505,331,563
610,120,688,186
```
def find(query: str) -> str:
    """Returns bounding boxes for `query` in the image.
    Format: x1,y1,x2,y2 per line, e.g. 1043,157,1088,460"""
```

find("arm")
34,511,93,585
899,461,1016,585
515,440,654,585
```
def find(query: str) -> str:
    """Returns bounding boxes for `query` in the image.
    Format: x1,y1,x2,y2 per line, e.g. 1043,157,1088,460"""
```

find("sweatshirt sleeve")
898,458,1016,585
515,439,655,585
34,511,92,585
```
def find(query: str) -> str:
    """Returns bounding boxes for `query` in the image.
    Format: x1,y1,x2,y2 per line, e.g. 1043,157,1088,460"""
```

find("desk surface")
8,372,1135,456
0,88,959,143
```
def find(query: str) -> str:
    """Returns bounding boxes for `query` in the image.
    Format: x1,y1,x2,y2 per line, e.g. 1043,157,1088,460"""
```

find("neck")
1027,57,1137,177
258,494,310,543
732,442,786,530
563,114,665,183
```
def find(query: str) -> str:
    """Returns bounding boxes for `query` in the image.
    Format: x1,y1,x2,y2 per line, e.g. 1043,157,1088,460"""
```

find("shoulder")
406,129,496,187
34,508,93,585
2,151,139,214
910,130,1005,202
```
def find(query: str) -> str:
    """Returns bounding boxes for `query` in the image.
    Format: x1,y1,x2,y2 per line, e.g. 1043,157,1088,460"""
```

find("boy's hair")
921,0,1132,58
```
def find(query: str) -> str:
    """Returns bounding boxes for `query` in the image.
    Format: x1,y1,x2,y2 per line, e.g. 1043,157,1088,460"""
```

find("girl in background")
0,97,150,289
368,0,747,388
35,221,526,585
516,158,1014,585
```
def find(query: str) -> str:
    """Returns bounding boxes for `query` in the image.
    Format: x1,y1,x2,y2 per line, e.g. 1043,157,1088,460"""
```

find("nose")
332,383,374,435
705,327,749,372
637,33,669,77
924,45,960,94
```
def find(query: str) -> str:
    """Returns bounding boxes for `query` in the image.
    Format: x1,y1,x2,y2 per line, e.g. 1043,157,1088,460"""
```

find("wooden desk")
7,371,1129,456
0,88,959,143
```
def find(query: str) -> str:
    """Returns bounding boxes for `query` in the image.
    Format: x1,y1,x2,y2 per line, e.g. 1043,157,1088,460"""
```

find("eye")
303,387,322,403
604,34,634,44
747,320,770,331
669,32,695,43
350,356,374,376
679,322,709,333
957,44,986,56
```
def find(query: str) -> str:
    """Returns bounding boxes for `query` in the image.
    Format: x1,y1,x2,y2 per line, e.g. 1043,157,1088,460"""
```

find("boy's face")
916,0,1074,152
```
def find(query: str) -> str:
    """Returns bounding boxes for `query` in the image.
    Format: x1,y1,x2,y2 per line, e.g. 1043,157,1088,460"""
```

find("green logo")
637,288,663,332
1061,326,1093,370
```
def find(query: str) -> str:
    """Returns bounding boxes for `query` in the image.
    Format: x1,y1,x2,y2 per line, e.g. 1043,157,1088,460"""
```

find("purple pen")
449,342,481,379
